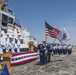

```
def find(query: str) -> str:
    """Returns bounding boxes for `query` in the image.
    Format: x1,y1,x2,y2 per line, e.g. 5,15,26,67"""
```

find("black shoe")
40,63,43,66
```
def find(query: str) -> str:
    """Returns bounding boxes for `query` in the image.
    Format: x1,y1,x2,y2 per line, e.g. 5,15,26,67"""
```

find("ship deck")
11,47,76,75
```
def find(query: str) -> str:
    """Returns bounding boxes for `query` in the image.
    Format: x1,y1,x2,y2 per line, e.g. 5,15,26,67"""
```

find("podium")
28,41,34,52
0,52,12,73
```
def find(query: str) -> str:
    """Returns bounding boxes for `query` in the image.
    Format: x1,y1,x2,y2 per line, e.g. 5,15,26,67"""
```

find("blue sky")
8,0,76,45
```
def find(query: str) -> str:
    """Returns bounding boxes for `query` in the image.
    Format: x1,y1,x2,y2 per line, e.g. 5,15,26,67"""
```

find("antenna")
0,0,8,4
0,0,8,10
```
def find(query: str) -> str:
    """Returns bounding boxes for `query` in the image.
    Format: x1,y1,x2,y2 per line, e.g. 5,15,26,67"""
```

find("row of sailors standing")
38,42,73,65
52,44,72,55
0,33,20,54
38,41,52,65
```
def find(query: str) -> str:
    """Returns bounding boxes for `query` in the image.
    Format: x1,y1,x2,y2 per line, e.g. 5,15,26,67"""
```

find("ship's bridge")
0,9,15,26
0,6,15,36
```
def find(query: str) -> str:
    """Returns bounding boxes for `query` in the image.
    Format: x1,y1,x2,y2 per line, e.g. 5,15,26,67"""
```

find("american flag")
45,21,60,38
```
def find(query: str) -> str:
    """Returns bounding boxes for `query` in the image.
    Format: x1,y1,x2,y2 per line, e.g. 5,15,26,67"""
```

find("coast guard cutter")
0,0,38,66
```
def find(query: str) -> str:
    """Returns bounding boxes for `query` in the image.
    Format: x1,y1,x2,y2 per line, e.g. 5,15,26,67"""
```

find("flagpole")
53,38,56,44
45,25,47,43
45,20,47,43
45,34,47,43
57,38,63,45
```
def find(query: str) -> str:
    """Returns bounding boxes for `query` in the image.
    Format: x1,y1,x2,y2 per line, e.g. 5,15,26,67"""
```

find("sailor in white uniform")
0,34,5,54
17,35,20,52
11,35,15,53
58,45,61,55
68,45,72,55
6,34,11,52
53,45,56,55
60,45,63,54
63,45,67,55
55,44,58,54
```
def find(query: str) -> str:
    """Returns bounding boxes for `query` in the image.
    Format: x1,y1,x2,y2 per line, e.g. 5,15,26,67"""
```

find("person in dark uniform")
38,43,45,65
47,44,52,62
42,41,48,64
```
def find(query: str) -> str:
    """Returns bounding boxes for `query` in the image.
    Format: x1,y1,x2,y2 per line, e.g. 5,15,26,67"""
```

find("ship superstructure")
0,0,38,66
0,0,37,53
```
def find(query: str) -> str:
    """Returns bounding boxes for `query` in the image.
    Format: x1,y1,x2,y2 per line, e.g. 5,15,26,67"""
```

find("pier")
11,46,76,75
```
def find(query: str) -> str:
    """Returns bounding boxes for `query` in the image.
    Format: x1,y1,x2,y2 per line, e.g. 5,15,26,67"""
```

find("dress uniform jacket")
38,44,45,65
11,38,15,53
6,37,11,52
17,38,20,52
0,36,5,54
68,45,72,55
